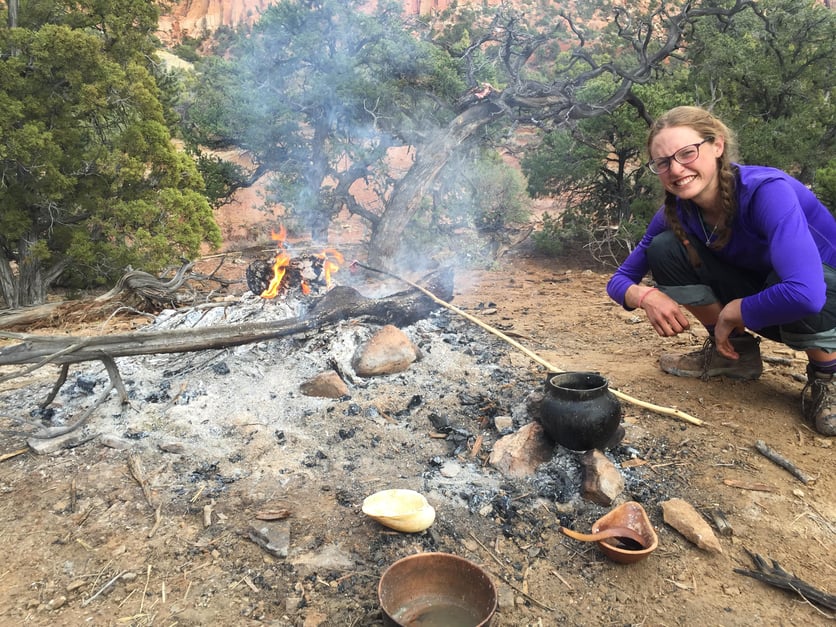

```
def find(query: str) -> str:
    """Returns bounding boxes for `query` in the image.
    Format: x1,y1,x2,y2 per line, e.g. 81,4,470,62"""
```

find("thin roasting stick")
352,261,705,426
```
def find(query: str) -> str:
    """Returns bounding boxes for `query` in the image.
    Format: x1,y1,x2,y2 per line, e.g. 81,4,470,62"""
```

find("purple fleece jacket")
606,165,836,331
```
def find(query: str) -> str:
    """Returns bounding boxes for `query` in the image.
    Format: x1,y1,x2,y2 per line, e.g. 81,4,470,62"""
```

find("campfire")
245,225,344,298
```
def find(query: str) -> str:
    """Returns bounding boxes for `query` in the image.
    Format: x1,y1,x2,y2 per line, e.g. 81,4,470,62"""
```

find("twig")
128,453,156,509
81,570,127,607
468,532,505,569
140,564,152,615
352,260,705,426
466,532,555,611
754,440,815,485
488,569,555,612
0,448,27,462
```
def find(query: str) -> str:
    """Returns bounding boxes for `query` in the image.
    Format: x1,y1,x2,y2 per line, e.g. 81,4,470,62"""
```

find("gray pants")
646,230,836,352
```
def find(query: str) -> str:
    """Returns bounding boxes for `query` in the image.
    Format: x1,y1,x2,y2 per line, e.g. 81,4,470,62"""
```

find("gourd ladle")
559,525,647,551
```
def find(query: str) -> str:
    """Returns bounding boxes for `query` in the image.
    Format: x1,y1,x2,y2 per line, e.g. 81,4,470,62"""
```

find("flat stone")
439,460,461,478
158,440,186,454
661,497,723,554
99,433,133,450
248,521,291,558
290,542,356,574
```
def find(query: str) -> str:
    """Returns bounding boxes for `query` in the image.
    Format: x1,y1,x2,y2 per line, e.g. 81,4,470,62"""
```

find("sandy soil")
0,235,834,626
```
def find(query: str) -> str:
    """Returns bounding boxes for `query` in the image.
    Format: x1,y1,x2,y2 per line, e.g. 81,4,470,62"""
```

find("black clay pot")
539,371,622,451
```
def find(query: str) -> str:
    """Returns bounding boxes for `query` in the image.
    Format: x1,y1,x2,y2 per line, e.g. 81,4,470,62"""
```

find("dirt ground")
0,228,834,626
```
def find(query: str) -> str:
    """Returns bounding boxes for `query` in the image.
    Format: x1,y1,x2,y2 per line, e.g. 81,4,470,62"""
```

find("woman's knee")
646,231,689,274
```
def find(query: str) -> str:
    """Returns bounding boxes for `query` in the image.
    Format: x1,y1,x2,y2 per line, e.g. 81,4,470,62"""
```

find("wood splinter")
754,440,815,485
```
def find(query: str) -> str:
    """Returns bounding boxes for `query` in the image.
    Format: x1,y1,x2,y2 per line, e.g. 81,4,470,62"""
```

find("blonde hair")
648,106,739,265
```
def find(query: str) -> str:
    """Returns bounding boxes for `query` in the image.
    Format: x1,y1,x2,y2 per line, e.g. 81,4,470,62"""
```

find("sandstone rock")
300,370,350,398
488,422,553,478
581,450,624,506
352,325,421,376
661,497,723,554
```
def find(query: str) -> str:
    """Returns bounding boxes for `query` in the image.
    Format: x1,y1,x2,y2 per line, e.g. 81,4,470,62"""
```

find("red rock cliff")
160,0,459,41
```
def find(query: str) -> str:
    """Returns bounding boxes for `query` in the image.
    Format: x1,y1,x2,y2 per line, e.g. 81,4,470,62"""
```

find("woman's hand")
634,287,691,337
714,299,746,359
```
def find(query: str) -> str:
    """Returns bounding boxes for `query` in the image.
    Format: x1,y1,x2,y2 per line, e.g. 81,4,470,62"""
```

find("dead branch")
754,440,815,485
94,261,197,304
735,549,836,613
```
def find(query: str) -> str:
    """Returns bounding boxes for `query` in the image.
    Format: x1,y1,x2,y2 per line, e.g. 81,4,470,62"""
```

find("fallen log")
0,271,453,370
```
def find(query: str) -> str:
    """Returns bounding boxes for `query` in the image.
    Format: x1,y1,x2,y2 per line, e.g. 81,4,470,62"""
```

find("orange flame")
260,225,343,298
316,248,344,286
261,226,289,299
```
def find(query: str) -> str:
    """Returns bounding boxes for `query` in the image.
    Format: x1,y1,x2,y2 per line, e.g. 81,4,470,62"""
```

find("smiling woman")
606,105,836,438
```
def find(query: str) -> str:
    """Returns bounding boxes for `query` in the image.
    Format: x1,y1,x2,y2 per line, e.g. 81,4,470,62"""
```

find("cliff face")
159,0,457,41
159,0,273,40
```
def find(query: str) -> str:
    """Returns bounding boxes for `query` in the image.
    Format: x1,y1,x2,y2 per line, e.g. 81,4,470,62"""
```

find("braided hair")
647,106,740,267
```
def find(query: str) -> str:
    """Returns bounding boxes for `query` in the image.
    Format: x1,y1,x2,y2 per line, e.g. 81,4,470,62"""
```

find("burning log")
245,225,343,298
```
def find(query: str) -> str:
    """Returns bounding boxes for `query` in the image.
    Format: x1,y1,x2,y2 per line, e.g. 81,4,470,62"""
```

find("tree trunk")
0,257,18,309
367,100,505,269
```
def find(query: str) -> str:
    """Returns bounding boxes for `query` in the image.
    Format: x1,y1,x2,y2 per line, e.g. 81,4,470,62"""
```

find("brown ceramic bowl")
592,501,659,564
378,552,497,626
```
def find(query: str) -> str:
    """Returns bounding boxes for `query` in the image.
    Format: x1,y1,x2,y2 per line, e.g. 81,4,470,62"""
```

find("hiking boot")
801,365,836,436
659,334,763,380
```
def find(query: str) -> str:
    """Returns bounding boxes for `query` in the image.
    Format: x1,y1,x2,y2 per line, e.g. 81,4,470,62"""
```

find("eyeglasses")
646,137,714,174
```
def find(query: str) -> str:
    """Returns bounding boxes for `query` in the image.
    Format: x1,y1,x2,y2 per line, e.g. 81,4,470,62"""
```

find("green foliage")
814,161,836,214
0,0,220,306
402,149,532,265
531,212,573,257
683,0,836,181
172,34,206,63
522,81,658,263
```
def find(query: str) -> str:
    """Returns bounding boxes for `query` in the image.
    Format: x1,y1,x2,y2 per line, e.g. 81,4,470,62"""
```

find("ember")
245,225,344,297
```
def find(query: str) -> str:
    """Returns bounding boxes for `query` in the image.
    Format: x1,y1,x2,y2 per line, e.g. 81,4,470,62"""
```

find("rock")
581,450,624,506
290,543,356,574
488,422,553,478
248,521,291,558
439,461,461,478
303,610,328,626
352,325,421,376
661,498,723,554
46,595,67,610
493,415,514,433
285,596,304,612
525,388,545,420
496,583,515,610
299,370,349,398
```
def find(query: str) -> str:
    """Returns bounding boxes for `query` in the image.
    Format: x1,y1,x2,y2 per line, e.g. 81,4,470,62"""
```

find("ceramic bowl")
362,489,436,533
378,552,497,627
591,501,659,564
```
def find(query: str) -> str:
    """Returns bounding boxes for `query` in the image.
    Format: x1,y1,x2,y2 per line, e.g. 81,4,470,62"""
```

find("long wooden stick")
353,261,705,427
